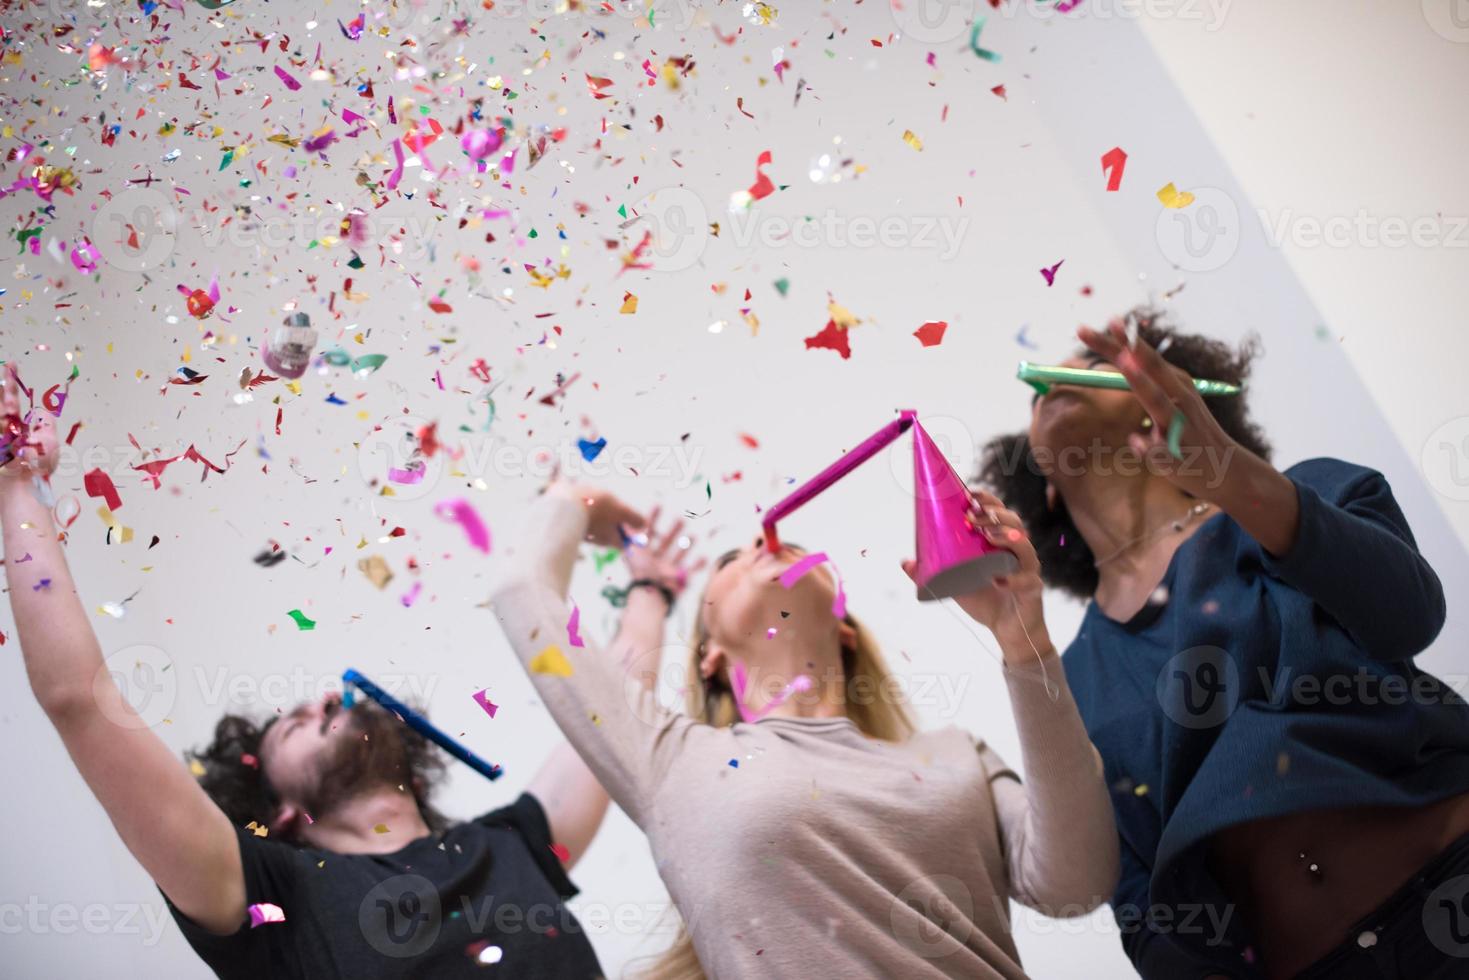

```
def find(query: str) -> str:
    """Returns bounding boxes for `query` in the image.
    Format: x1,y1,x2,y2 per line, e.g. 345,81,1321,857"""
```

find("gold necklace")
1092,501,1214,568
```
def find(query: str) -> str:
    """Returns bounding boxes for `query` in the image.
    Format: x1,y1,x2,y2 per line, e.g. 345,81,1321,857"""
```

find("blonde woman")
490,479,1119,978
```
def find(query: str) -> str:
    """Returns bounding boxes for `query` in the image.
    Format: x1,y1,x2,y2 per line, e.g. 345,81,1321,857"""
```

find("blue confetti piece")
577,437,606,462
325,393,347,405
728,759,739,768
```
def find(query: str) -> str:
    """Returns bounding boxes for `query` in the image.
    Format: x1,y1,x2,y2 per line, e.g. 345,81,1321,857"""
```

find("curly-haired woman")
978,308,1469,979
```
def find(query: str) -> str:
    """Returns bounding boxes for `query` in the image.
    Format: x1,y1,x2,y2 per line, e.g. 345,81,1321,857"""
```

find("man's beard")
299,700,414,821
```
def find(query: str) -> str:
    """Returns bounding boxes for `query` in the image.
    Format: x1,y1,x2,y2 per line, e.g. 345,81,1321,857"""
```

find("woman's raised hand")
1077,319,1240,503
620,505,706,600
545,479,648,548
905,488,1053,664
0,367,58,484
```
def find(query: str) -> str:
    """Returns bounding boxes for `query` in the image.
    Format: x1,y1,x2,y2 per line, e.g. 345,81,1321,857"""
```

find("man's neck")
299,786,432,854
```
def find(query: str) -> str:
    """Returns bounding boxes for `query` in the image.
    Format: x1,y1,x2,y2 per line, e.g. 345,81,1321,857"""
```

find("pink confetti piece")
729,662,758,723
472,689,498,718
434,498,491,554
777,551,829,588
386,139,405,191
400,581,423,608
273,66,301,91
776,549,846,618
566,604,585,648
248,903,285,928
386,465,425,485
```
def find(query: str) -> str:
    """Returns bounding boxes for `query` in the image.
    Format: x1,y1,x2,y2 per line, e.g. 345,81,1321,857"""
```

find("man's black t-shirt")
164,794,604,979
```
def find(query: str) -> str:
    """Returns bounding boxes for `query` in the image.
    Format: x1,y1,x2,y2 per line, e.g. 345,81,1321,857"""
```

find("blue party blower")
341,668,503,781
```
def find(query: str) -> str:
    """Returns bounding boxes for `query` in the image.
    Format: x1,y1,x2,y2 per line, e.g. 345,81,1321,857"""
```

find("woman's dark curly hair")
976,305,1272,601
187,703,451,840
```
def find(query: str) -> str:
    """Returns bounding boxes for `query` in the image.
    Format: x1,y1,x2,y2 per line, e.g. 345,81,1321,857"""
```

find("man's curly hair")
187,701,451,839
975,305,1272,602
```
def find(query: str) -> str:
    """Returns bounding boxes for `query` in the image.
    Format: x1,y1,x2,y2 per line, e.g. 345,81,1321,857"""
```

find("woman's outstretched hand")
0,367,58,486
544,479,648,547
1077,318,1241,504
904,488,1053,665
620,505,706,603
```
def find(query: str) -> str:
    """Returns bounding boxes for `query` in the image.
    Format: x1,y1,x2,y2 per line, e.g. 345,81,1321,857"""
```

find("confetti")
1040,260,1064,287
913,321,948,347
358,555,393,589
83,468,122,511
619,291,639,314
434,498,491,554
530,645,574,677
248,903,286,928
1156,182,1196,209
1101,147,1128,192
577,437,606,462
286,609,316,631
472,689,499,719
566,604,585,648
969,17,1002,62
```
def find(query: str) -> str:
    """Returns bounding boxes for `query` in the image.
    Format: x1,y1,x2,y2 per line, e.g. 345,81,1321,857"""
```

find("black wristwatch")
626,578,676,612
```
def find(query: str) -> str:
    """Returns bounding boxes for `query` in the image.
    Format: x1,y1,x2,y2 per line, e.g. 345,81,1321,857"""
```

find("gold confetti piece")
245,821,269,838
1133,783,1150,797
530,645,574,677
1156,182,1196,209
373,823,390,834
619,291,638,314
189,759,207,777
358,555,393,589
902,129,924,151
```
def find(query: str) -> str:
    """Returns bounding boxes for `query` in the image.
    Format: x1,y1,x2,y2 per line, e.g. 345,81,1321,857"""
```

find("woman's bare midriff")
1206,791,1469,979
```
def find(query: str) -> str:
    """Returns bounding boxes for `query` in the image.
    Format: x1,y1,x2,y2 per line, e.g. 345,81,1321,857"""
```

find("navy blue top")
1062,458,1469,978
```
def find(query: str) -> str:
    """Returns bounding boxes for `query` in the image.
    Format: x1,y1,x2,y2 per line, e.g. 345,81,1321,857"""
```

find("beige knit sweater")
490,492,1119,979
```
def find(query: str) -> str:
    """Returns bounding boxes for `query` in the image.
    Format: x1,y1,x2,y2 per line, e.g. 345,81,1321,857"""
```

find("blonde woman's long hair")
634,554,917,980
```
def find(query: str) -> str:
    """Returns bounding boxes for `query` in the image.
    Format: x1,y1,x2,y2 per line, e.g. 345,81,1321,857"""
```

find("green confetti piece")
773,278,789,296
350,354,388,375
617,204,627,219
593,548,620,573
287,609,316,631
320,348,352,367
347,252,365,269
970,17,1002,62
1166,410,1186,461
219,149,234,171
528,228,538,239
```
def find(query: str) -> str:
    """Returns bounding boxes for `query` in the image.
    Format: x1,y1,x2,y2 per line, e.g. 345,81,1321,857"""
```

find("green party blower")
1017,361,1240,398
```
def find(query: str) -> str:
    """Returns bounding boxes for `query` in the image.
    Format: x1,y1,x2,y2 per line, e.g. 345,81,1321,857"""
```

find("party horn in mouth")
760,410,1018,601
342,668,504,781
1017,361,1240,397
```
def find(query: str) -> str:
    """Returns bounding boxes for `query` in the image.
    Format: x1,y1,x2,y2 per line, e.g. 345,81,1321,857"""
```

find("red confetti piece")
913,321,948,347
747,150,775,201
84,468,122,510
804,319,851,359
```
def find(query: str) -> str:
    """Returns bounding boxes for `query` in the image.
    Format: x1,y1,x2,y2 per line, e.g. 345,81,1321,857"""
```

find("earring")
1140,416,1154,430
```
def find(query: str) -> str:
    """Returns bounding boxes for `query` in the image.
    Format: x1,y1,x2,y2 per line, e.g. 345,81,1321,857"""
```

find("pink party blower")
761,411,1017,602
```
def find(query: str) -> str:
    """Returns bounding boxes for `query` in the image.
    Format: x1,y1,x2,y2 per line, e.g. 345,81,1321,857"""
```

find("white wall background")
0,2,1464,979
